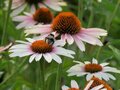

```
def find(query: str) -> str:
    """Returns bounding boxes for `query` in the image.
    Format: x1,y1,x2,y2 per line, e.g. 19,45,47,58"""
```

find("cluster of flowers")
1,0,120,90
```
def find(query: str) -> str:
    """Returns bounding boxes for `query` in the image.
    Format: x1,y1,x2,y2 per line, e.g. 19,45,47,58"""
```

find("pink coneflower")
12,7,53,29
5,0,65,16
62,80,80,90
25,12,107,51
0,43,13,53
84,77,112,90
67,58,120,81
9,38,75,63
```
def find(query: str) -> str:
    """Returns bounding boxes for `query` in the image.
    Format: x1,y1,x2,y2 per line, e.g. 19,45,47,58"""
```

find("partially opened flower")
12,7,53,29
67,58,120,81
62,80,80,90
0,43,13,53
9,38,75,63
25,12,107,51
5,0,65,17
84,77,112,90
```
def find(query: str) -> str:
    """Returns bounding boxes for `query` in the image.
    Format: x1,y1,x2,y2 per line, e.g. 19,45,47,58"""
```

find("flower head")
9,38,75,63
25,12,107,51
5,0,65,16
62,80,80,90
67,58,120,81
84,77,112,90
13,7,53,29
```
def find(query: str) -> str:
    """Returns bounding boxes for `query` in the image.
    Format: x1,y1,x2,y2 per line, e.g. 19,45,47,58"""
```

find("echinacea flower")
12,7,53,29
0,43,12,53
62,80,80,90
5,0,65,16
67,58,120,81
84,77,112,90
9,38,75,63
25,12,107,51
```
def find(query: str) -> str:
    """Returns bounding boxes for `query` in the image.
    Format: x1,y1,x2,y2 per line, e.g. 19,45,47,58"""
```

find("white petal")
53,40,65,47
100,63,109,67
35,54,42,61
86,73,93,81
43,53,52,63
71,80,79,88
44,1,62,11
91,84,104,90
62,85,69,90
29,54,36,63
84,80,94,90
92,58,98,64
54,47,74,58
50,53,62,64
26,38,35,43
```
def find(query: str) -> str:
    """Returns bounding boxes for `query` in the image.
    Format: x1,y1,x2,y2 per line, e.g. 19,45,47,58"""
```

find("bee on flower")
5,0,66,17
67,58,120,81
84,77,112,90
9,35,75,63
25,12,107,51
62,80,80,90
12,7,54,29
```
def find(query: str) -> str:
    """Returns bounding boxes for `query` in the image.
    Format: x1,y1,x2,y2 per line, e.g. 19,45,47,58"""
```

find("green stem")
87,0,94,27
78,0,83,21
0,57,27,87
39,61,45,90
55,64,61,90
96,0,120,59
1,0,12,45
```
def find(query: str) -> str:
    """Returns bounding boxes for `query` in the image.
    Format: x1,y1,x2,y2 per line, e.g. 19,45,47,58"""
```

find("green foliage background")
0,0,120,90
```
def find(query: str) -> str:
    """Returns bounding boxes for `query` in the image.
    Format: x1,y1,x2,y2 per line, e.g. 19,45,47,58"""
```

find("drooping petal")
35,54,42,61
81,28,107,37
50,53,62,64
66,34,74,45
24,24,52,35
29,54,37,63
43,53,52,63
11,4,27,17
73,35,85,51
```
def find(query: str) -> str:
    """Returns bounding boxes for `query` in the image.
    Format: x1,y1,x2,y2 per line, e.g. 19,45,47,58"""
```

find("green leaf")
109,45,120,61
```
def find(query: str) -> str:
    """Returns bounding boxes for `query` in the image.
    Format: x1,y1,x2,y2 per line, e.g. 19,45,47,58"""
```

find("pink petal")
24,24,52,35
11,4,27,17
66,34,74,45
73,35,85,51
81,28,107,37
77,32,103,46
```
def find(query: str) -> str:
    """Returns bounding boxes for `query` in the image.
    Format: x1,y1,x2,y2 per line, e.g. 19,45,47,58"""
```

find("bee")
45,33,55,45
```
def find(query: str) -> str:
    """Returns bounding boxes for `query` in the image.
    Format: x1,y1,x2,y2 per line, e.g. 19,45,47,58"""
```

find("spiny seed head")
52,12,81,35
33,8,53,24
84,64,103,73
31,40,53,53
89,77,112,90
25,0,44,5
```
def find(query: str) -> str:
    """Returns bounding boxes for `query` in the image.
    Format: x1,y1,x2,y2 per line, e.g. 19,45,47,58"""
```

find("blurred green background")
0,0,120,90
